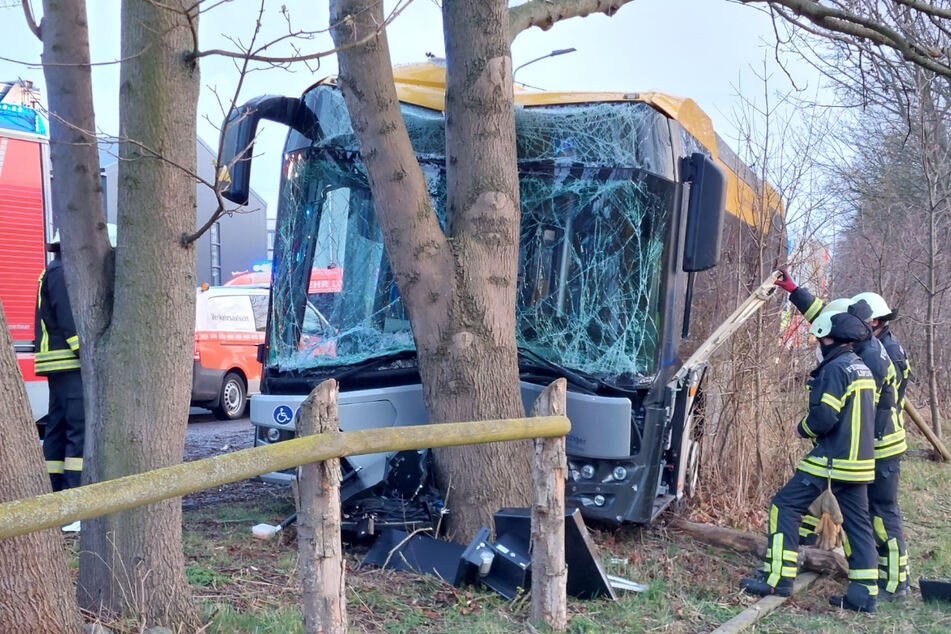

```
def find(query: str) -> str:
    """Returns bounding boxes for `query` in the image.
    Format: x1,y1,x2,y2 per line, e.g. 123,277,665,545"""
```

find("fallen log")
904,400,951,462
668,518,848,578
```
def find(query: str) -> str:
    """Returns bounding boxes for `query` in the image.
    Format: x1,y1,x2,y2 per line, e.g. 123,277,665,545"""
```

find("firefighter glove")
775,268,798,292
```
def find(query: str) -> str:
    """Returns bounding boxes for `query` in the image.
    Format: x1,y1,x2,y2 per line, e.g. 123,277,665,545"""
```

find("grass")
78,424,950,633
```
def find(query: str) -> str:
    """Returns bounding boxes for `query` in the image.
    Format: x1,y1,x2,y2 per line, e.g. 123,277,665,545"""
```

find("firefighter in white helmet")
741,307,880,612
775,271,910,599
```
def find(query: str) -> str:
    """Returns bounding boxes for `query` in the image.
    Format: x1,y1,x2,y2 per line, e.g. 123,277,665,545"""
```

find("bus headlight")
612,466,627,481
580,464,595,480
266,427,281,442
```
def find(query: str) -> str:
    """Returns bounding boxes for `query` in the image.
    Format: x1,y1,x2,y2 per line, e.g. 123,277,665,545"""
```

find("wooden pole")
0,415,570,540
904,400,951,462
530,379,568,631
297,380,347,634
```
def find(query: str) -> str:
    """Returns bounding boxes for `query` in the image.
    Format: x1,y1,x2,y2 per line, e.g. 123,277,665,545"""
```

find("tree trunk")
297,380,347,634
77,1,199,625
330,0,531,542
0,308,84,633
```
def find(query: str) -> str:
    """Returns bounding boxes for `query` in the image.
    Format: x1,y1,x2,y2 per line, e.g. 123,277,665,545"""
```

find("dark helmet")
829,311,871,343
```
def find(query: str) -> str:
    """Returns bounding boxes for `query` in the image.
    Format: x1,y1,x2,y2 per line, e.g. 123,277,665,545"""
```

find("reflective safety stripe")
872,516,888,543
66,335,79,352
886,538,900,593
35,358,82,373
767,533,784,587
769,505,779,534
781,566,798,578
803,297,823,321
35,349,78,361
821,393,843,412
64,457,83,471
800,416,817,438
849,568,879,581
798,456,875,482
843,532,852,557
46,460,64,474
875,428,907,459
801,514,819,527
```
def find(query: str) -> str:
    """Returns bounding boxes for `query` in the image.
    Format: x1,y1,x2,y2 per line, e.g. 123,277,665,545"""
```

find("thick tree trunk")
297,380,347,634
0,309,83,633
331,0,531,542
432,0,532,540
77,1,199,626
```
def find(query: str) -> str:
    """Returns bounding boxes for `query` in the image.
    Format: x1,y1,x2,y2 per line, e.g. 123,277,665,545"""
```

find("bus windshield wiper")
318,350,418,383
517,347,601,393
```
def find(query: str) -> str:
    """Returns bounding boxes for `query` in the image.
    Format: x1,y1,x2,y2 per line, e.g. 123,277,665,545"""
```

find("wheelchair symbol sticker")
273,405,294,425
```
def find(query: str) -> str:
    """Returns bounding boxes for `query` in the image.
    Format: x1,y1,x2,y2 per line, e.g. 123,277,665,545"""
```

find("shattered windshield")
269,86,675,384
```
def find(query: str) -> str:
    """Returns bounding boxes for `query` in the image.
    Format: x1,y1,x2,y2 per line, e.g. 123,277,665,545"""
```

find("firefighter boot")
829,582,877,613
879,580,909,601
740,569,793,597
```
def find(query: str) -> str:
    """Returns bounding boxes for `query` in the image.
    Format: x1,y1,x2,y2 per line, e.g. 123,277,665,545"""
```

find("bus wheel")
213,372,247,420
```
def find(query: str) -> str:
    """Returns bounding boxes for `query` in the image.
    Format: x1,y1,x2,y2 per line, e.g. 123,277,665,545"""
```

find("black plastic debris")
920,577,951,603
493,507,617,600
362,506,625,602
362,529,468,585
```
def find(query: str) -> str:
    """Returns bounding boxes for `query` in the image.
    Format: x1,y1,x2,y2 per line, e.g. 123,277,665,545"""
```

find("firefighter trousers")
42,370,84,491
762,471,878,596
869,457,908,592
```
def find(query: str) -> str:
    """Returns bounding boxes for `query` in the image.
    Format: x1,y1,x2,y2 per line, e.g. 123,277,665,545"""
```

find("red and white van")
192,285,268,419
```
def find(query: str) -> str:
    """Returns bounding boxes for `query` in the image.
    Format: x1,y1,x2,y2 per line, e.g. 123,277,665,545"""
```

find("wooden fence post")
530,378,568,631
296,379,347,634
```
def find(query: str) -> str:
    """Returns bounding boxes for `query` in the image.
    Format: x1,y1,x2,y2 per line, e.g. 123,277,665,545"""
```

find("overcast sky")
0,0,820,218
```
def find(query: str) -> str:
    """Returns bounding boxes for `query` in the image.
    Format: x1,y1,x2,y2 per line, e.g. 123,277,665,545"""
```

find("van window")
200,295,257,332
249,294,269,332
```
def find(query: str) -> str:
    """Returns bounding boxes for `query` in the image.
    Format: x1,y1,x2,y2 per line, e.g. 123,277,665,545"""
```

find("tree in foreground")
0,306,83,632
31,0,200,624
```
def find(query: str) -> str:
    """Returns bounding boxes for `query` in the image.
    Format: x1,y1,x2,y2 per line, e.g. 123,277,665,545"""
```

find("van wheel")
212,372,246,420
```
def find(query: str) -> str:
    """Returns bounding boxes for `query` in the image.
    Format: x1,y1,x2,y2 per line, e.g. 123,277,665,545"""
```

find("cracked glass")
269,86,677,386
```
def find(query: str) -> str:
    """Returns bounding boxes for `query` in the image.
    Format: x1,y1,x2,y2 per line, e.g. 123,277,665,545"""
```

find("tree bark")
668,518,849,578
0,308,83,633
77,1,199,625
297,380,347,634
330,0,532,541
529,380,567,631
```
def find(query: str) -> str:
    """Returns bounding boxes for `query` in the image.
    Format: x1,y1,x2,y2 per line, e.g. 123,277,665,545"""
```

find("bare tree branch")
737,0,951,80
508,0,636,41
21,0,41,38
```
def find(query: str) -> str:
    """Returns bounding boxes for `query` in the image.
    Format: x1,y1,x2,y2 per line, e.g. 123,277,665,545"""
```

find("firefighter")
741,307,880,612
851,291,910,598
776,271,910,598
34,231,84,492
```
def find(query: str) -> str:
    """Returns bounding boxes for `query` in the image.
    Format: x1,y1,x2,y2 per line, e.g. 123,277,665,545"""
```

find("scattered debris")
362,506,635,602
920,578,951,603
251,512,297,540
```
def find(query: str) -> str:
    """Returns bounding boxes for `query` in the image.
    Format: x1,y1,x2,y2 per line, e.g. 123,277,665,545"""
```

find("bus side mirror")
220,96,319,205
680,153,726,272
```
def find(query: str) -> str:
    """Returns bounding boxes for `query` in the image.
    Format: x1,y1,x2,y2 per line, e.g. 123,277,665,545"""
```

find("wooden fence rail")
0,414,570,541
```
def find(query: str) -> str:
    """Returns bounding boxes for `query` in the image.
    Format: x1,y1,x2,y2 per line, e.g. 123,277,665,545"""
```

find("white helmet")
809,306,846,338
851,292,891,320
821,298,853,314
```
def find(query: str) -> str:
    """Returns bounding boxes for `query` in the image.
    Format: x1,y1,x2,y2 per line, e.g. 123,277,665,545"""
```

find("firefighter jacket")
34,256,80,375
789,286,905,460
796,345,877,483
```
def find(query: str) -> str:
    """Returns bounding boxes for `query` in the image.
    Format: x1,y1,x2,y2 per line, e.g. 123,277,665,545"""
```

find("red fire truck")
0,80,53,428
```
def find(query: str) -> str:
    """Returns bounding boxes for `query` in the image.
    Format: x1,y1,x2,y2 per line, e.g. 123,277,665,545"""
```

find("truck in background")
0,80,53,429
